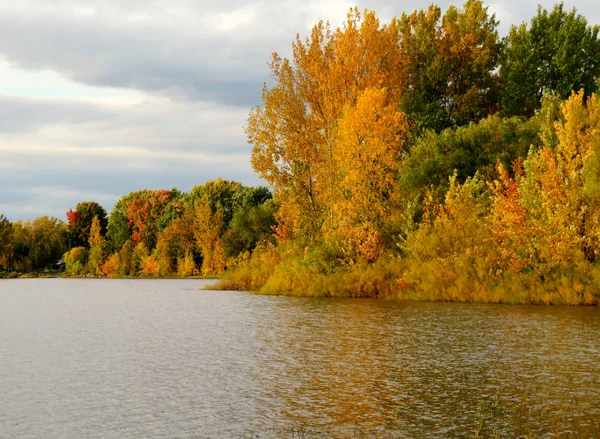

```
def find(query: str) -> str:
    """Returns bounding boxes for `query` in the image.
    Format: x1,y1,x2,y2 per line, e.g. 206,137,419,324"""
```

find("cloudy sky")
0,0,598,221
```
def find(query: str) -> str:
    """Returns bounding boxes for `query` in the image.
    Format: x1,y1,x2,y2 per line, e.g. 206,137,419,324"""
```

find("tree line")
1,1,600,304
0,180,276,277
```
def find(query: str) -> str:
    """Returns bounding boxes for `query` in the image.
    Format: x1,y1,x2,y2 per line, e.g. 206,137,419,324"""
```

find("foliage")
489,91,600,276
7,2,600,305
88,216,106,276
500,3,600,117
66,201,107,248
397,0,501,132
247,8,404,242
399,115,541,200
63,246,89,276
0,214,13,271
177,252,197,277
101,253,121,278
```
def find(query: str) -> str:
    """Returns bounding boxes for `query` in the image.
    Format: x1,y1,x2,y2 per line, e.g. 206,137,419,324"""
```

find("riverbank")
0,270,217,280
206,253,600,306
5,263,599,306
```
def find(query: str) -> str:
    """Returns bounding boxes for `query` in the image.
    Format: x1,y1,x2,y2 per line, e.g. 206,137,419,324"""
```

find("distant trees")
0,214,13,271
2,216,66,272
4,1,600,304
66,201,108,248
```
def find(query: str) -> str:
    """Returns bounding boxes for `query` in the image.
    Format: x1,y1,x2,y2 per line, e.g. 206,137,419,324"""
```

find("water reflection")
0,280,599,438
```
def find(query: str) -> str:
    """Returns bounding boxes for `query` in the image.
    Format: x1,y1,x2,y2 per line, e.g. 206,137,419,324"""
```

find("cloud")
0,94,257,220
0,0,598,221
0,0,598,108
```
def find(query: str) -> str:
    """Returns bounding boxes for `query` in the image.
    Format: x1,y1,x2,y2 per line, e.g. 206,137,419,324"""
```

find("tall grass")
210,248,600,305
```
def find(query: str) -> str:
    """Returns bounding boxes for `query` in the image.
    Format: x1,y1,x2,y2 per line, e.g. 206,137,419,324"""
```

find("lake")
1,279,599,438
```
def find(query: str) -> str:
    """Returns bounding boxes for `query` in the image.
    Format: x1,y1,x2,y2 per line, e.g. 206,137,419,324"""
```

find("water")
1,279,599,438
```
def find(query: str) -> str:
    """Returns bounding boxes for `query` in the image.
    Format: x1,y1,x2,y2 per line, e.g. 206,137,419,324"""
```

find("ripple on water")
0,279,599,438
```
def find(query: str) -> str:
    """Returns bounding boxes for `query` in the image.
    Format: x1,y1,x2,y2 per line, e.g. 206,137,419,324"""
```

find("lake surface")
1,279,599,438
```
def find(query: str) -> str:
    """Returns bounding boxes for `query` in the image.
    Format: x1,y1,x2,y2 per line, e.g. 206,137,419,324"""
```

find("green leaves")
501,3,600,117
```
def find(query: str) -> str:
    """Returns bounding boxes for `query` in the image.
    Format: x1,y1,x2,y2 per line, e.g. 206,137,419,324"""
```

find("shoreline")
3,272,599,306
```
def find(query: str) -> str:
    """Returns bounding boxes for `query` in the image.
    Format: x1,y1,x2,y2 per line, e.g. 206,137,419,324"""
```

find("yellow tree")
488,91,600,275
88,216,105,276
334,87,408,260
193,198,226,275
247,9,403,242
156,214,195,276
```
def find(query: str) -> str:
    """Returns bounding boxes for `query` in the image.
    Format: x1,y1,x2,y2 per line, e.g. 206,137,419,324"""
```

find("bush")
63,247,89,276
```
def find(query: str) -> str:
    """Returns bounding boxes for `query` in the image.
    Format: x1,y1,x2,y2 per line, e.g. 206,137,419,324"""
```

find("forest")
1,1,600,305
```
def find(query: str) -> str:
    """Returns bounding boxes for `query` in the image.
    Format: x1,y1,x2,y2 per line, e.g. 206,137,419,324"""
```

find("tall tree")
88,216,106,276
247,8,404,243
0,214,13,271
397,0,501,132
500,3,600,117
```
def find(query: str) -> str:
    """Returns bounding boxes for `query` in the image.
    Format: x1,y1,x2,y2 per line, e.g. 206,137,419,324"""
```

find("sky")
0,0,598,221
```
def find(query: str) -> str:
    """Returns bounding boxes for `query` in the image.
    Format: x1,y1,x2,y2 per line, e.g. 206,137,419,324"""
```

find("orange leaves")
126,189,176,248
335,88,407,240
248,9,407,247
487,91,600,276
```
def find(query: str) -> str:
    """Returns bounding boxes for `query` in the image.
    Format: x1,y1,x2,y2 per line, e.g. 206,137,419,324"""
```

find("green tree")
223,200,278,257
63,246,89,276
500,3,600,117
397,0,501,132
399,114,541,200
107,195,133,252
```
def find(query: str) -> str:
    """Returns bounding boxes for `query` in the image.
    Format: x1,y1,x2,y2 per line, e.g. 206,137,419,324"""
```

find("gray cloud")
0,95,257,220
0,0,598,107
0,0,598,221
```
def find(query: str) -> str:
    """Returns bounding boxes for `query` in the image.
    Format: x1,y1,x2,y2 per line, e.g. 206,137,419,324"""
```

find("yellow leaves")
177,252,197,277
555,90,599,175
194,198,227,275
88,216,104,247
487,91,600,276
101,253,121,278
335,87,407,226
247,8,406,244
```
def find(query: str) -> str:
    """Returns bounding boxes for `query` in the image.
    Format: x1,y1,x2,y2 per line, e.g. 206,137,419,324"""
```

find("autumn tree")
64,246,89,276
9,217,66,272
88,216,106,276
397,0,501,132
333,87,408,260
488,91,600,276
156,214,196,276
118,240,134,276
125,189,178,250
0,214,13,271
66,201,108,248
500,3,600,117
248,8,404,243
194,196,226,275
